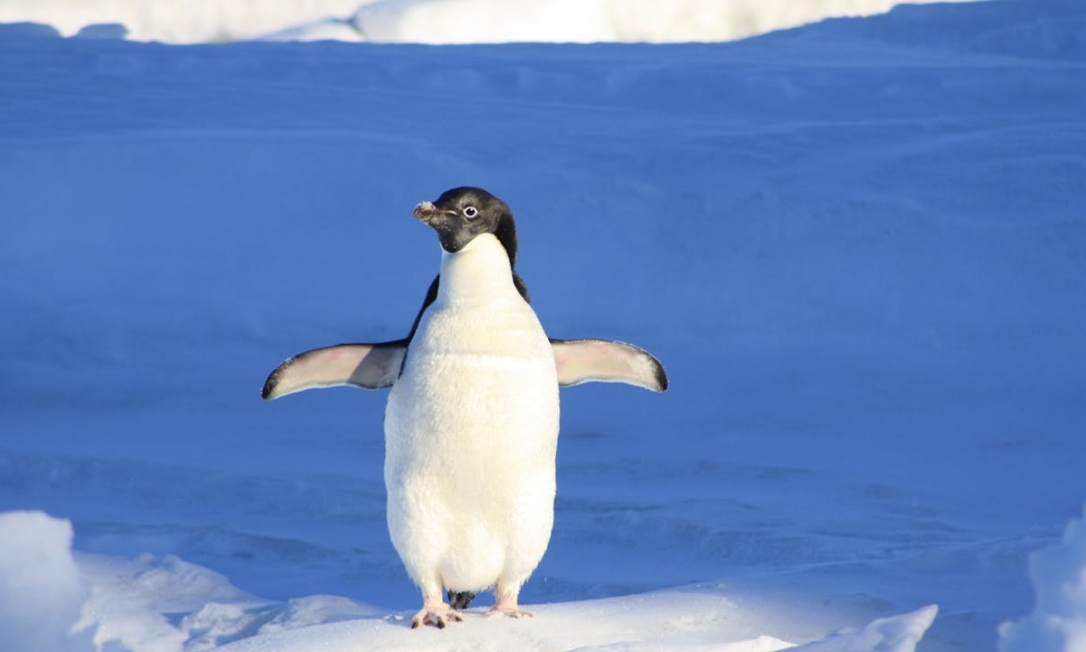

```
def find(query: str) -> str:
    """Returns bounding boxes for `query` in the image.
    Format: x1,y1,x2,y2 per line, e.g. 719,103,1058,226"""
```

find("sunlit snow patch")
0,0,981,43
999,502,1086,652
348,0,980,44
790,605,939,652
0,511,95,652
75,553,385,652
206,587,937,652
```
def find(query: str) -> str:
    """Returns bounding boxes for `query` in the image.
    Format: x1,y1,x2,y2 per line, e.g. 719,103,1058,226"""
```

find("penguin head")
414,187,518,265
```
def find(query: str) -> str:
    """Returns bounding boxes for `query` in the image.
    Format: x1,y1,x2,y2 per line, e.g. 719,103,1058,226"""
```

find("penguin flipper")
550,339,668,393
262,341,407,400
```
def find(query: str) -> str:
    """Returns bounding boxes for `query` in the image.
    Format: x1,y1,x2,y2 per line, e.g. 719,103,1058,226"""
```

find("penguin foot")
410,600,462,629
487,606,534,619
489,594,533,619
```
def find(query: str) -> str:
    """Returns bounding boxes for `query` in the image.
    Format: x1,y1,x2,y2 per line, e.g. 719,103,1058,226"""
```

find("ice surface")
346,0,967,45
0,0,979,43
792,605,938,652
0,512,94,652
1,0,1085,650
0,0,366,43
999,503,1086,652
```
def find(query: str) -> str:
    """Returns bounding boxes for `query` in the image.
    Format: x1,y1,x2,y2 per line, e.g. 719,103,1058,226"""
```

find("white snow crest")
0,511,95,652
349,0,926,45
787,605,938,652
0,0,368,42
999,503,1086,652
0,0,980,43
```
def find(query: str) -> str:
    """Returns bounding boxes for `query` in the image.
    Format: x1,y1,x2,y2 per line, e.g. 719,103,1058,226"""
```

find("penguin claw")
410,604,462,629
488,605,533,619
488,608,534,617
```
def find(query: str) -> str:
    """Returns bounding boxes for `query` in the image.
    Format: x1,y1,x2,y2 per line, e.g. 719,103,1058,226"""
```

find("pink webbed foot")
488,606,534,619
411,598,463,629
488,593,533,619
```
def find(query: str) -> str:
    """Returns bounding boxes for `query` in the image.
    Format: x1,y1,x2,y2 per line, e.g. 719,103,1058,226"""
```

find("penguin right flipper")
551,339,668,392
262,341,407,400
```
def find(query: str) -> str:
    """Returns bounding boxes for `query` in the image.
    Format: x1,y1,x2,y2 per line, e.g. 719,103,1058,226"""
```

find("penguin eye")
463,206,479,219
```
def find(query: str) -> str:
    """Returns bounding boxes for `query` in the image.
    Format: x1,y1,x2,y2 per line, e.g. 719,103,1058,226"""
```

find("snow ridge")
0,0,979,43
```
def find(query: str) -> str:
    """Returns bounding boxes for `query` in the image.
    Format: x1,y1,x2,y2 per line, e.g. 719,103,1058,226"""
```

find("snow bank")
75,553,387,652
0,0,367,43
999,503,1086,652
212,589,936,652
78,554,252,652
347,0,972,44
0,0,978,43
793,605,938,652
73,556,936,652
0,511,94,652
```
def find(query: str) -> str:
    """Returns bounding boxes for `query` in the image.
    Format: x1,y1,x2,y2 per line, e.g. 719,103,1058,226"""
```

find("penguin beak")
414,201,455,224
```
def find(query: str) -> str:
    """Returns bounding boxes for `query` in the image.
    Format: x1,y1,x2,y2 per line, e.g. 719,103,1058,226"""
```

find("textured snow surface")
0,512,94,652
1,0,1085,651
999,505,1086,652
0,0,978,43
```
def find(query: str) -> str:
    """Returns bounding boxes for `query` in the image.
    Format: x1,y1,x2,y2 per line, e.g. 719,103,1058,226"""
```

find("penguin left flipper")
550,339,668,392
262,342,407,400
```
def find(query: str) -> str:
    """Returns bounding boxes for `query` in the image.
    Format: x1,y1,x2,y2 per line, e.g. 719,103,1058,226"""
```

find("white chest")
386,234,559,476
402,233,555,373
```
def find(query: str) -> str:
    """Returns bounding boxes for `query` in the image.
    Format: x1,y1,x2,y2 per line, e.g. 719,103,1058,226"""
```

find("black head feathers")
414,187,519,266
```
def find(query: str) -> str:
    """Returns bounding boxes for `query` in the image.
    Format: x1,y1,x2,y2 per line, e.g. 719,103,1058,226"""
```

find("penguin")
262,187,667,629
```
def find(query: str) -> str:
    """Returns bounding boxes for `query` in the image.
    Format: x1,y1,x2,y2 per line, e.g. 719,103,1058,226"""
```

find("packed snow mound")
78,553,256,652
211,591,936,652
792,605,938,652
347,0,970,45
0,0,979,43
70,551,942,652
0,0,365,43
72,552,389,652
0,511,94,652
999,503,1086,652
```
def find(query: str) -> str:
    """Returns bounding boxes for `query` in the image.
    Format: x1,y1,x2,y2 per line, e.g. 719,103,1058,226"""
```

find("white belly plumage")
383,234,560,597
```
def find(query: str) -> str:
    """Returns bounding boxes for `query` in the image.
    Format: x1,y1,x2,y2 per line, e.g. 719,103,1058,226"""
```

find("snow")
1,0,1085,651
793,605,938,652
344,0,977,45
999,504,1086,652
0,512,94,652
0,0,366,43
0,0,979,44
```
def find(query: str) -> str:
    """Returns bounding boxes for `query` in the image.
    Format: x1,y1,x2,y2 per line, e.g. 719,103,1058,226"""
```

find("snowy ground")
1,0,1085,651
0,0,977,43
